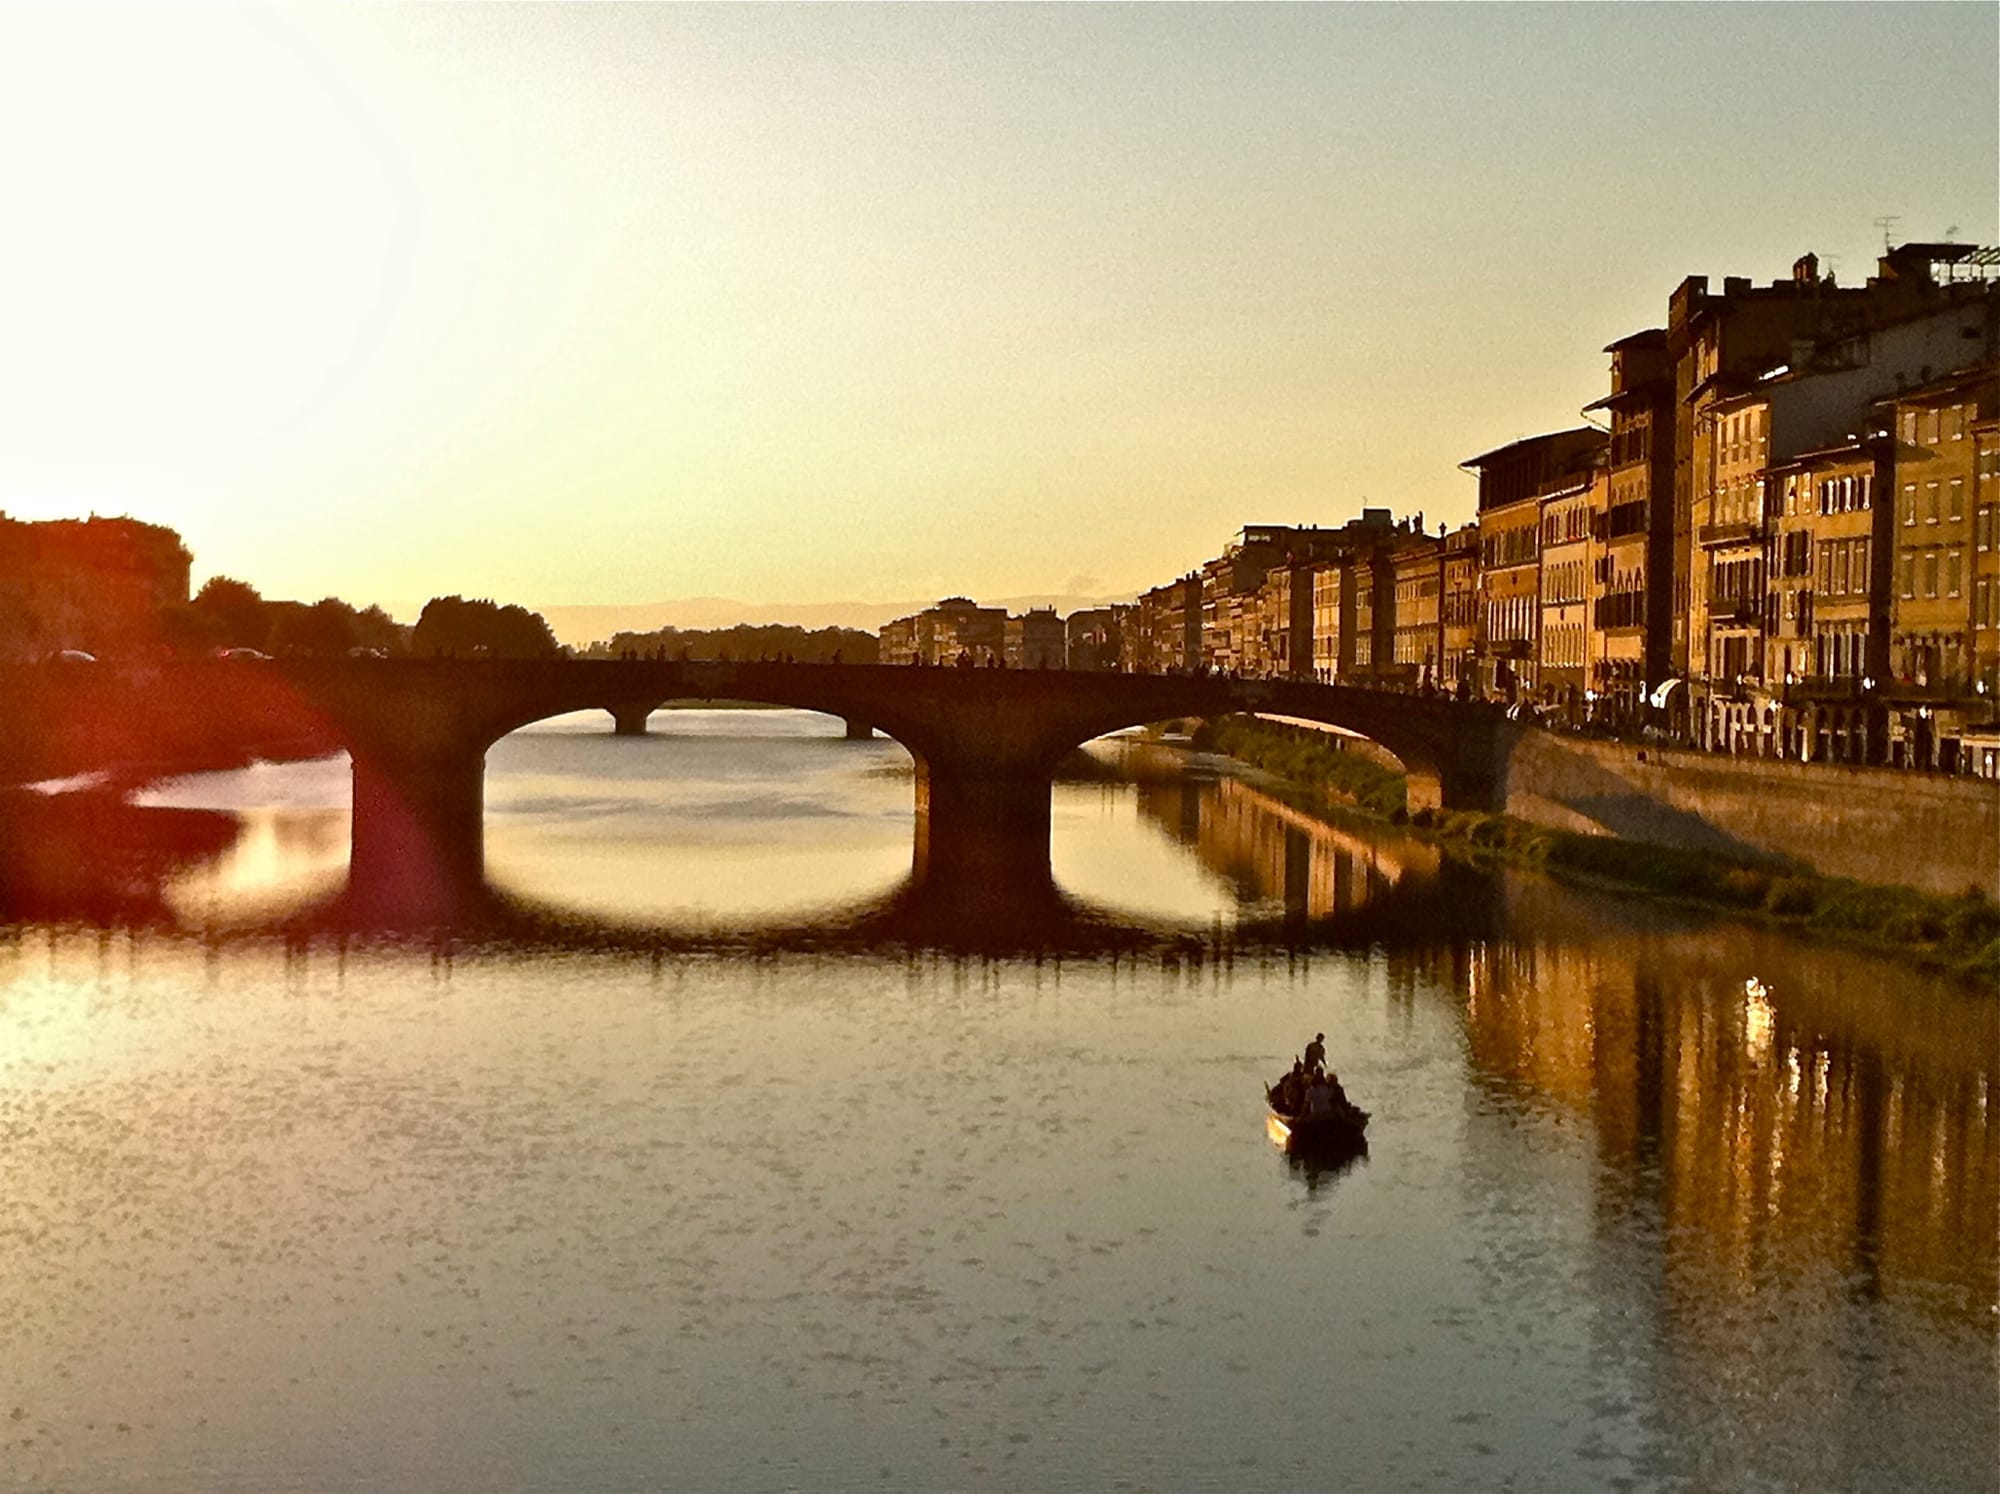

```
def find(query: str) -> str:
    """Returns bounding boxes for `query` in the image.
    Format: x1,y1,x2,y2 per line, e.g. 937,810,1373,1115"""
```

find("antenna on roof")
1945,224,1960,242
1872,214,1900,251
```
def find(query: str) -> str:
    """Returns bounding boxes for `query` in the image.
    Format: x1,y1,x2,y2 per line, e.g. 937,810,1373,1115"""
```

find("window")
1832,545,1849,596
1926,408,1942,444
1950,479,1964,521
1977,578,1992,629
1904,483,1918,524
1947,551,1962,598
1860,473,1872,509
1979,505,1996,551
1927,482,1941,523
1924,552,1940,599
1855,537,1869,587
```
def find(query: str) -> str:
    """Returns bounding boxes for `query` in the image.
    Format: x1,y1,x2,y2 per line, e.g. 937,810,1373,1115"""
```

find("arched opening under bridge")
477,703,916,927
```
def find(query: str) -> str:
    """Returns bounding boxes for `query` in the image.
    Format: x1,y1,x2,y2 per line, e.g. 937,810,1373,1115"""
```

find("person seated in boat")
1288,1064,1320,1112
1321,1069,1353,1113
1303,1032,1327,1075
1272,1062,1302,1113
1301,1073,1337,1119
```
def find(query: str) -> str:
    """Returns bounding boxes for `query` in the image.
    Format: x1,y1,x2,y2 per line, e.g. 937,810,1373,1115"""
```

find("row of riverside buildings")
882,243,2000,778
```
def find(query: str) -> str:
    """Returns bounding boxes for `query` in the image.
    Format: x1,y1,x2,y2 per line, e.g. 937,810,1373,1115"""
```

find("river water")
2,709,1994,1492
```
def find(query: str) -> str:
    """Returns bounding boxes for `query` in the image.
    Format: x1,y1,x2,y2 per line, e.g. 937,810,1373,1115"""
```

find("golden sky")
0,3,1992,618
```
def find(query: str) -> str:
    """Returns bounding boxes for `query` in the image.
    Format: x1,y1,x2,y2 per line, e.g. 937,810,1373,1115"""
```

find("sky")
0,3,1993,622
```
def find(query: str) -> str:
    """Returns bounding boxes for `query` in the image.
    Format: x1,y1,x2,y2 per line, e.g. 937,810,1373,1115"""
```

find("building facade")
0,514,193,659
1537,469,1596,716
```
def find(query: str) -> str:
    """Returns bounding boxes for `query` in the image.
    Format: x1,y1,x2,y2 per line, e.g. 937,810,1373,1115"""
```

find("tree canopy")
191,576,268,649
412,596,561,659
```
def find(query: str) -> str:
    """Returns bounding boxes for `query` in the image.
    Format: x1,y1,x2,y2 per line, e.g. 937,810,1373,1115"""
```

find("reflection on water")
0,710,1992,1490
1266,1113,1370,1194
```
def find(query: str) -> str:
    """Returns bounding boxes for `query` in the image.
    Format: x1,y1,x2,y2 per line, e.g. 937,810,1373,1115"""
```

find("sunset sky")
0,3,1992,622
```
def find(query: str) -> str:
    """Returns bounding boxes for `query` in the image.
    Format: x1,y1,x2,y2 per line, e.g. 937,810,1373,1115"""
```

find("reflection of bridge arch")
9,660,1513,922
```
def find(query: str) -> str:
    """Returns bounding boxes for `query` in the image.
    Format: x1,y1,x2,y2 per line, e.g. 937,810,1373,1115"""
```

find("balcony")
1704,593,1763,623
1699,519,1763,549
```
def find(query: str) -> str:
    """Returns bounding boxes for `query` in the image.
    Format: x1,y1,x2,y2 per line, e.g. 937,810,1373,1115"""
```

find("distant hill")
534,593,1136,648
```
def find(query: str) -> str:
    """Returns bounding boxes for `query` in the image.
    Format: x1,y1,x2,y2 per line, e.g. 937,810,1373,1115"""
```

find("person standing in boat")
1303,1032,1327,1075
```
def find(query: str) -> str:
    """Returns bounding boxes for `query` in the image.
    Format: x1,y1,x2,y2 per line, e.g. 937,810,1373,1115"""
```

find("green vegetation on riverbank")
1193,715,2000,980
1191,715,1407,818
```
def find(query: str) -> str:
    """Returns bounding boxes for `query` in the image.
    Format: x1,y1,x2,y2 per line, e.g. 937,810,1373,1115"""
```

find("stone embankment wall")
1500,732,2000,901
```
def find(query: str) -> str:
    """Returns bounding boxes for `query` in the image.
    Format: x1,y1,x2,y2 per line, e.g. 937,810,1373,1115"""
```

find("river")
2,709,1993,1491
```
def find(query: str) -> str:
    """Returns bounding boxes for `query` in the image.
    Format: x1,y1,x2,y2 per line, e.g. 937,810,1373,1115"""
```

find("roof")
1873,360,1999,406
1582,386,1658,414
1763,440,1873,474
1458,426,1602,471
1602,328,1667,354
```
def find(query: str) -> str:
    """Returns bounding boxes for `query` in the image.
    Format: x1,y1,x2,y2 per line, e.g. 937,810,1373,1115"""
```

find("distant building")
1463,428,1606,702
1584,328,1675,720
1004,607,1066,669
1065,606,1124,670
877,613,920,665
1440,523,1480,694
1973,410,2000,778
1390,529,1443,688
1666,243,1998,736
1764,438,1890,762
876,596,1007,665
1885,366,2000,769
1127,575,1203,672
1537,467,1596,713
0,513,192,659
1311,563,1343,682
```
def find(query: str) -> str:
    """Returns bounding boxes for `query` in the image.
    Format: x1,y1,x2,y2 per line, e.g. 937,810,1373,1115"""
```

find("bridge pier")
1428,732,1509,814
610,704,654,736
348,746,486,922
911,764,1053,918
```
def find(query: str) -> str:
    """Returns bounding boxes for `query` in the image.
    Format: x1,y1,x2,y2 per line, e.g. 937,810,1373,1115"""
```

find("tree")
157,601,221,657
412,596,560,659
351,605,409,656
191,576,269,650
271,598,357,657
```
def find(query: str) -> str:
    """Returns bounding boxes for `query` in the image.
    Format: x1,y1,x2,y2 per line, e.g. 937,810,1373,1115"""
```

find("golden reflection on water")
1175,788,1995,1331
158,807,349,925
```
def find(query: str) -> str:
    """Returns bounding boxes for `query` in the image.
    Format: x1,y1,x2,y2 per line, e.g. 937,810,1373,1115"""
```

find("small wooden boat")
1266,1082,1369,1150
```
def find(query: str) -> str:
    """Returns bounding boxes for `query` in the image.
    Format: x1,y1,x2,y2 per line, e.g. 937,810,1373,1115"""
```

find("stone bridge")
4,659,1515,919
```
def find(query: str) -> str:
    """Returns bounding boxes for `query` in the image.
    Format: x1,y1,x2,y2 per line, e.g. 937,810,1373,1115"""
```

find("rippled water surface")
5,711,1995,1491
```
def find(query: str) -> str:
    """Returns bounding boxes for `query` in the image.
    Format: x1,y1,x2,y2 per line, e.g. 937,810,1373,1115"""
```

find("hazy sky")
0,3,1992,617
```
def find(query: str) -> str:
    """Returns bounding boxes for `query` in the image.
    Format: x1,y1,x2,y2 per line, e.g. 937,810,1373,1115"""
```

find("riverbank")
1190,716,2000,980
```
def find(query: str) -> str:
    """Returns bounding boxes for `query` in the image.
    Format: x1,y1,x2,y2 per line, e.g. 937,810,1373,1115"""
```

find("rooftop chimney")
1792,252,1819,284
